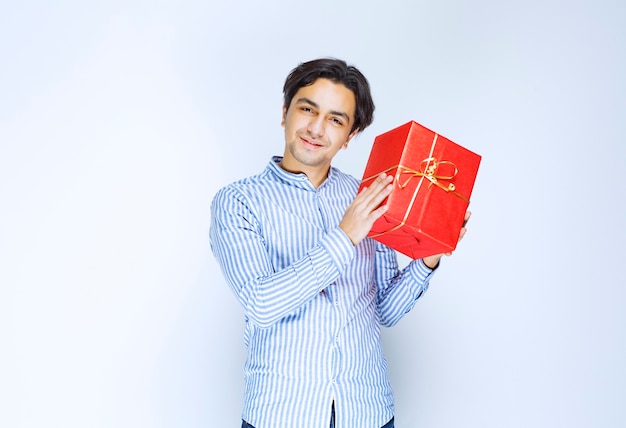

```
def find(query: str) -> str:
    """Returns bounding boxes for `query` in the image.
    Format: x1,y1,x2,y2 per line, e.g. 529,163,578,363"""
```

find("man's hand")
422,211,472,269
339,173,394,246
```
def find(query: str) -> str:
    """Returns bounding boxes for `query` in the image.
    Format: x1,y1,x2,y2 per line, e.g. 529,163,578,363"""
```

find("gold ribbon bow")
395,158,469,203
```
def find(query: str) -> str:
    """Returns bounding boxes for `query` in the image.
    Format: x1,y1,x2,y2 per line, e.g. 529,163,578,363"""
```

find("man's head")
282,58,375,135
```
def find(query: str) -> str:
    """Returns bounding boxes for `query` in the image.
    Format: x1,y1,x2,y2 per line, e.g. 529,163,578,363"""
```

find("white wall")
1,1,624,427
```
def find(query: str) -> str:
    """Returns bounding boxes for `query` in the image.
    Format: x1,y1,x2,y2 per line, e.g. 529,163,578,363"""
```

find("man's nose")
307,116,325,137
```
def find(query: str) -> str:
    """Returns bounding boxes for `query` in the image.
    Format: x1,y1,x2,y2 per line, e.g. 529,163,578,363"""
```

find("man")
210,58,469,428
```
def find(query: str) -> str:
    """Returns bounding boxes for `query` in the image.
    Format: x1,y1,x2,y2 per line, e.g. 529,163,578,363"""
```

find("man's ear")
342,128,359,149
281,105,287,127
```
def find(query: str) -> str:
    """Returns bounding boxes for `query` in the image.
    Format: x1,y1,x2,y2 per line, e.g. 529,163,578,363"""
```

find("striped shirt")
209,156,436,428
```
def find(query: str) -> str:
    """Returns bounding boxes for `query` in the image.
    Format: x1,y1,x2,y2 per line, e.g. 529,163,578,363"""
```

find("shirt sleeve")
209,185,355,329
374,241,437,327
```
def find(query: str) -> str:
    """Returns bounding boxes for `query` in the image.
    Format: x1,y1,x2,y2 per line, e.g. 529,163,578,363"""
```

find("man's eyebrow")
295,97,351,122
295,97,319,109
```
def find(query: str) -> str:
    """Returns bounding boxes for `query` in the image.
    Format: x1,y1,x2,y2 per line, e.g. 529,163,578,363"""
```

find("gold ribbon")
361,133,469,238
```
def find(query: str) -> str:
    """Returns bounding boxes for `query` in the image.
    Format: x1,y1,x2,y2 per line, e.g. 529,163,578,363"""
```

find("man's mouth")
301,136,324,149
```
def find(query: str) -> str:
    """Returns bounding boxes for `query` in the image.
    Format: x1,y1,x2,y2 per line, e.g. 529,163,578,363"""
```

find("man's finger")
357,174,393,207
462,211,471,227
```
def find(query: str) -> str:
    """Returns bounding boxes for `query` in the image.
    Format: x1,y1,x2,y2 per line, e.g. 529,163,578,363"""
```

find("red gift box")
359,120,481,259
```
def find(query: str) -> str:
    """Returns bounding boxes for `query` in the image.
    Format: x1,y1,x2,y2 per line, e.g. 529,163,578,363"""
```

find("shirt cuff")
319,227,355,272
409,258,437,284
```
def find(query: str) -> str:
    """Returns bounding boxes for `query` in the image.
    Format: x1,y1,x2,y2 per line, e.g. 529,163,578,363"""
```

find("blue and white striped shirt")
210,157,436,428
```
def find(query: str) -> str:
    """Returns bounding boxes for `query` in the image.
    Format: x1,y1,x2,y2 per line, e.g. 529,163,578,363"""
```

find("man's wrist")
421,255,441,270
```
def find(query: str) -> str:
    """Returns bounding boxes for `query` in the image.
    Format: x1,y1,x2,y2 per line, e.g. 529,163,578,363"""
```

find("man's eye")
331,117,344,126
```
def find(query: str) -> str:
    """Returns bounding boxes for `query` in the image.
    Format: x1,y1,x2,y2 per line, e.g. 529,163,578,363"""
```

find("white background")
1,0,625,427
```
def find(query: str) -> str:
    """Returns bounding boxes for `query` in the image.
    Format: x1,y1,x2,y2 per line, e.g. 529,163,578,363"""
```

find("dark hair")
283,58,375,134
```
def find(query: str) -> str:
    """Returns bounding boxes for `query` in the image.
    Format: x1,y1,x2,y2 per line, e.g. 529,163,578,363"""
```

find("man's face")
280,78,358,179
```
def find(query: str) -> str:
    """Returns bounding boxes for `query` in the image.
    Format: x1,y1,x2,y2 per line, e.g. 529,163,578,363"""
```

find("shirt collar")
267,156,336,190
